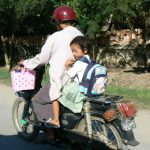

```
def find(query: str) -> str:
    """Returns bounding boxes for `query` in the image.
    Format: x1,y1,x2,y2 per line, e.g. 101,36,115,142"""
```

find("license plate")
121,119,136,131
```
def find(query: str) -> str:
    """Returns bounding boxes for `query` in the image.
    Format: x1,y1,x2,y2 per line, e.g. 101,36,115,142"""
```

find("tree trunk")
1,35,11,70
101,14,113,31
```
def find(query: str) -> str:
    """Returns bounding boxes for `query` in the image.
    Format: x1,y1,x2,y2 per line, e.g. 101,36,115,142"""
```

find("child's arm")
65,60,82,79
65,58,75,70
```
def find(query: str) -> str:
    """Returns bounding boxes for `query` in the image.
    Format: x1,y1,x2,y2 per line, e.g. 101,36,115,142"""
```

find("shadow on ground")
0,134,63,150
0,133,113,150
123,67,150,74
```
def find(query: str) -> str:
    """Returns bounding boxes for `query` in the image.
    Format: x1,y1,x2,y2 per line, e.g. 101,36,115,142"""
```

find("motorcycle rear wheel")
12,97,39,141
91,116,127,150
77,116,127,150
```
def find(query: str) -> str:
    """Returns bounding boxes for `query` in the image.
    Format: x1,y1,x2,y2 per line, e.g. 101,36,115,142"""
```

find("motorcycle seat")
88,94,123,104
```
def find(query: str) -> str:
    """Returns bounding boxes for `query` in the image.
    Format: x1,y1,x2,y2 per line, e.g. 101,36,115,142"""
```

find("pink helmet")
52,5,77,22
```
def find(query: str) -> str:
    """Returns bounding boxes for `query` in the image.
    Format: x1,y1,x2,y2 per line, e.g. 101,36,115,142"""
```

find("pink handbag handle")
15,68,29,74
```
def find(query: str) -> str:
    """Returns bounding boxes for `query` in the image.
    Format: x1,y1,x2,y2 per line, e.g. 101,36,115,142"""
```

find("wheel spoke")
91,118,119,150
12,98,39,141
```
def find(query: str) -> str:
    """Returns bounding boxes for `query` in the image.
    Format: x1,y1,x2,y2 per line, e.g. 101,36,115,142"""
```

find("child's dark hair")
70,36,92,52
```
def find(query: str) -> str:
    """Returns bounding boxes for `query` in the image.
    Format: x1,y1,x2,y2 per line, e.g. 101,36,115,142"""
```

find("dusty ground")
108,69,150,88
0,83,149,150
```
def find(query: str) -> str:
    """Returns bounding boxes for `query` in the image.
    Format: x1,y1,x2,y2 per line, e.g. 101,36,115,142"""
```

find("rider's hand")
11,58,25,71
13,59,24,72
18,59,24,65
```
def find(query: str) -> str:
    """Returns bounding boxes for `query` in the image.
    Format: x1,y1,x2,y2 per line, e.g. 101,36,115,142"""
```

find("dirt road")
132,110,150,150
0,84,150,150
0,84,68,150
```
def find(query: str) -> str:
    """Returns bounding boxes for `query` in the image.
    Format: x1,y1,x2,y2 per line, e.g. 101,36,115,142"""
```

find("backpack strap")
80,61,97,97
81,61,96,83
77,55,95,81
76,56,92,82
78,56,92,64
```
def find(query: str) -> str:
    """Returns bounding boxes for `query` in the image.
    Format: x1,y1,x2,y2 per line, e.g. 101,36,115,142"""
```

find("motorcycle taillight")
103,109,117,121
118,102,137,117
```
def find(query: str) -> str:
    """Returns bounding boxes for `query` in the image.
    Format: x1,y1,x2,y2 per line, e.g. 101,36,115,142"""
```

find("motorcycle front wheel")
12,97,39,141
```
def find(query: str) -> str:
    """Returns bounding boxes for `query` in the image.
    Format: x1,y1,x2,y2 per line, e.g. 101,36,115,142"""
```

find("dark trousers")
31,83,54,122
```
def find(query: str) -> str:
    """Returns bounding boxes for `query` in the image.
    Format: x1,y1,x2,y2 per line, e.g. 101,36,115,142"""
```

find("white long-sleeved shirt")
65,55,90,83
23,26,83,100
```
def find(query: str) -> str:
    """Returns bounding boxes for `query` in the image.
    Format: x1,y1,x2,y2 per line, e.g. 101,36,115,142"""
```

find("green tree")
0,0,54,69
1,0,149,67
52,0,143,37
0,0,17,69
15,0,55,35
52,0,145,59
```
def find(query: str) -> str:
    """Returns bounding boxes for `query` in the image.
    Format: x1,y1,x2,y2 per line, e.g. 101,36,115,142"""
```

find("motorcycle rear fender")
90,110,139,146
112,119,139,146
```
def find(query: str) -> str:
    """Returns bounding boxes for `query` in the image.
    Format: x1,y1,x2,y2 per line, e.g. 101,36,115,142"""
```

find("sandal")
44,118,60,128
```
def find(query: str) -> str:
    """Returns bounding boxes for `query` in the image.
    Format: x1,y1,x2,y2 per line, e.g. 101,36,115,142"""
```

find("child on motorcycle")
45,36,92,127
56,36,92,113
65,35,92,83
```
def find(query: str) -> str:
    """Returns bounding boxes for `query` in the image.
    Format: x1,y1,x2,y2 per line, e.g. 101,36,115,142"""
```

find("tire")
12,97,39,141
91,116,127,150
77,116,127,150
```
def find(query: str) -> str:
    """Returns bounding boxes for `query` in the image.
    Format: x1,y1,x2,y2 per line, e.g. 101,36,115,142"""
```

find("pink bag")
11,69,36,91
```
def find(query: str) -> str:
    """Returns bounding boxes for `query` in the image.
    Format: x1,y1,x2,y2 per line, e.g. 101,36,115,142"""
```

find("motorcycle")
12,67,139,150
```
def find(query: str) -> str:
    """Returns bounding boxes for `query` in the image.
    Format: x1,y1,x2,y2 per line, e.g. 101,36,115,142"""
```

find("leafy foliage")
0,0,16,35
51,0,144,39
0,0,150,68
0,0,55,36
0,0,148,38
